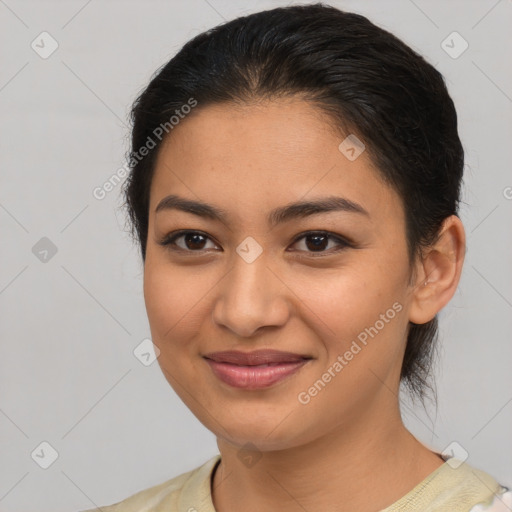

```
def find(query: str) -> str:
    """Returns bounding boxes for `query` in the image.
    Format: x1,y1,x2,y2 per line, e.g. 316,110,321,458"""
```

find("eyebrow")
155,194,369,227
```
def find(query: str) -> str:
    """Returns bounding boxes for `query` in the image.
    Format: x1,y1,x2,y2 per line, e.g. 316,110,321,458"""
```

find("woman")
83,4,511,511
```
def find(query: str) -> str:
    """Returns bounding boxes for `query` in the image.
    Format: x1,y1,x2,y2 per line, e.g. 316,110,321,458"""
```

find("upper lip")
203,349,311,366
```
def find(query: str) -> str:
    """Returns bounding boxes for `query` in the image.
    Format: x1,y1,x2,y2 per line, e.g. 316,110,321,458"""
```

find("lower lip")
205,359,309,389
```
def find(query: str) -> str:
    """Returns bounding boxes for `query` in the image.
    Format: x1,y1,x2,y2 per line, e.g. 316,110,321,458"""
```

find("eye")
158,229,352,256
158,230,220,253
288,231,351,256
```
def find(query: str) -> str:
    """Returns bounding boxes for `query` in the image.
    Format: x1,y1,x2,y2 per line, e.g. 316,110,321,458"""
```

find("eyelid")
287,230,353,256
158,230,221,253
158,229,354,255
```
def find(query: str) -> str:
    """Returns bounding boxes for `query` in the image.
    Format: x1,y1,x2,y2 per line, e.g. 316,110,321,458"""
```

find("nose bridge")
228,235,272,299
212,244,289,336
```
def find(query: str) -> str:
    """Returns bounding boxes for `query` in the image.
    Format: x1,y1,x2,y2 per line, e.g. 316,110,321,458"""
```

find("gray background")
1,0,511,510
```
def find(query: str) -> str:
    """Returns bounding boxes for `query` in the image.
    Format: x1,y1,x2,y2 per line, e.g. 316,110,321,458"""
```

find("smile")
204,359,310,389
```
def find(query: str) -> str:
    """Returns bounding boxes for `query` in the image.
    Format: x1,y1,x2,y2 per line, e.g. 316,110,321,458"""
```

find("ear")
408,215,466,324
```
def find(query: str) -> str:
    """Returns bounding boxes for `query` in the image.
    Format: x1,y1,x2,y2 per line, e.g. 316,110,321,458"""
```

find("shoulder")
444,460,512,511
79,454,221,512
383,458,512,512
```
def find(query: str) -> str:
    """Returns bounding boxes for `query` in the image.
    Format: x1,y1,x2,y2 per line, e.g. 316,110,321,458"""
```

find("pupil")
307,235,327,251
186,233,206,250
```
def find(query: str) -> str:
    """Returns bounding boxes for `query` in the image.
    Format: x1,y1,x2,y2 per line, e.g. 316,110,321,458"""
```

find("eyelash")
157,230,353,257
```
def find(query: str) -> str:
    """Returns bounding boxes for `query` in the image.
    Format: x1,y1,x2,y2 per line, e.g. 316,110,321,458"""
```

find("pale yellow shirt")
80,455,511,512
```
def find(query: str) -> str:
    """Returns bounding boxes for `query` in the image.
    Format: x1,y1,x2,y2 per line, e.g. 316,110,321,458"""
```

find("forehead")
149,98,403,225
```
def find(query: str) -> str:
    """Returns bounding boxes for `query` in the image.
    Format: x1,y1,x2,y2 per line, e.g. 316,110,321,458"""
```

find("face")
143,97,419,451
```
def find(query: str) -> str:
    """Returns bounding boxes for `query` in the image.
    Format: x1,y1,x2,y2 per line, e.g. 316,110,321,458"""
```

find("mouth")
203,349,312,389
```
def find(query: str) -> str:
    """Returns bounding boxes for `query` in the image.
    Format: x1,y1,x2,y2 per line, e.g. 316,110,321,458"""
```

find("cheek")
291,263,403,338
292,271,407,413
143,261,201,343
291,261,409,392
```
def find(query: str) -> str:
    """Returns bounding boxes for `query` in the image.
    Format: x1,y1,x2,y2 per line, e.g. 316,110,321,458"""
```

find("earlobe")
408,215,466,324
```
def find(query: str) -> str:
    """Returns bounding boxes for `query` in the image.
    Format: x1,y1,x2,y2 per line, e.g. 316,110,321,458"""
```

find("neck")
211,400,443,512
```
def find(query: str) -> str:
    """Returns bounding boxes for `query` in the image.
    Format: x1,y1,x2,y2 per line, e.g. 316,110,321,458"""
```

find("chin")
206,413,320,453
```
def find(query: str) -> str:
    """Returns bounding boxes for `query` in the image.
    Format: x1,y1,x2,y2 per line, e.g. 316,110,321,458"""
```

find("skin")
143,97,466,512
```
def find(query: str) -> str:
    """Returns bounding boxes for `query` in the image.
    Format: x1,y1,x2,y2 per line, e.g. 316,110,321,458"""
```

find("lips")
203,349,312,389
203,349,310,366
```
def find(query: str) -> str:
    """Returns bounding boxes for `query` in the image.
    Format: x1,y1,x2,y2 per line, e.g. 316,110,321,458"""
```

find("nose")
211,252,291,338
